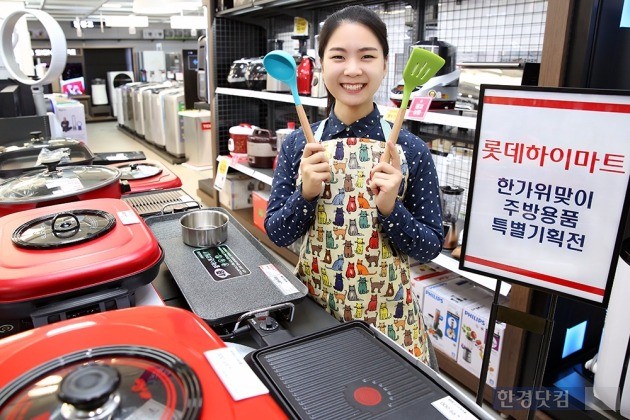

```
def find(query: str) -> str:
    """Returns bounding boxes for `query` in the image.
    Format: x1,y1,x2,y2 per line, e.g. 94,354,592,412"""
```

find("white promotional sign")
461,86,630,304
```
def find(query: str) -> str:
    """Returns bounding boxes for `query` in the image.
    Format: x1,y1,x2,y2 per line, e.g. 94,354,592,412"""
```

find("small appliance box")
252,189,270,233
423,279,493,360
52,98,87,143
457,296,508,388
410,262,461,311
219,173,270,210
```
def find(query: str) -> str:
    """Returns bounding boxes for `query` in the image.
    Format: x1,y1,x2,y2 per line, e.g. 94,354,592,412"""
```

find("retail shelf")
377,104,477,130
216,87,327,108
432,253,511,296
217,156,274,185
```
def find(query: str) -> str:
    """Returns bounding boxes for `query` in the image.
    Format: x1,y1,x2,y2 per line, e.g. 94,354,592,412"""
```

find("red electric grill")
112,159,182,194
0,198,163,338
0,306,287,419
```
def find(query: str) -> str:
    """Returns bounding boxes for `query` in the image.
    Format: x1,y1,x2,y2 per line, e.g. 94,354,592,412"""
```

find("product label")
259,264,299,295
194,245,250,281
431,396,477,420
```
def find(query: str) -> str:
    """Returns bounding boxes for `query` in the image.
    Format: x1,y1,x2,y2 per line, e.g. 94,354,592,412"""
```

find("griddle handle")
160,200,201,214
232,302,295,333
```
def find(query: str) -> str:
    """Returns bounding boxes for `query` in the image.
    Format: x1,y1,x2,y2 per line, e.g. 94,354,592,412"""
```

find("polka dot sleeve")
264,127,318,247
378,129,444,262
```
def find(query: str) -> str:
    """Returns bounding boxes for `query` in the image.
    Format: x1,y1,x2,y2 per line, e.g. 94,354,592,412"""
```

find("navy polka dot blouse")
265,105,444,262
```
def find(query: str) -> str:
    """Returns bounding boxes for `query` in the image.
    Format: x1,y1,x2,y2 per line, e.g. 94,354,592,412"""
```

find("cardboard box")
52,98,87,143
219,173,269,210
252,190,270,233
410,263,461,311
458,296,508,388
423,278,493,360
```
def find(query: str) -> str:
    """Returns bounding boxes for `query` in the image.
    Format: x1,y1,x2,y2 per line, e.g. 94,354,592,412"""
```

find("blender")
440,186,464,250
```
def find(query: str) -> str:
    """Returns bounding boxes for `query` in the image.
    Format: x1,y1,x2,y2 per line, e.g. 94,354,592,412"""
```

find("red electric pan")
111,159,182,194
0,306,287,419
0,198,163,338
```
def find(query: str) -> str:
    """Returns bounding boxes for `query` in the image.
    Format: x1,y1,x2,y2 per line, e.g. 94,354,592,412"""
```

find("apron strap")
313,118,328,142
313,117,391,142
380,118,391,139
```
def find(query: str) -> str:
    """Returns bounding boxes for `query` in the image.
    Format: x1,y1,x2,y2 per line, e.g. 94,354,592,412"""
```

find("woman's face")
321,21,387,121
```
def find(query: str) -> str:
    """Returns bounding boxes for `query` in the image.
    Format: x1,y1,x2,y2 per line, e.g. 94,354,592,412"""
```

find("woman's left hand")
368,142,403,217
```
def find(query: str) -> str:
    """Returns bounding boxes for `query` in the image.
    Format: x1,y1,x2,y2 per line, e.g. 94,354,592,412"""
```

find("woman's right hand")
300,142,331,201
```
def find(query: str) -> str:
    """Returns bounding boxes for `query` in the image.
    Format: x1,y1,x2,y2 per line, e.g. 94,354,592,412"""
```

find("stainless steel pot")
180,209,228,247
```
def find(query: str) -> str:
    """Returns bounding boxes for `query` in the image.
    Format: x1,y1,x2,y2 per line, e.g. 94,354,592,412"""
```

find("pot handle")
251,128,272,139
160,200,201,214
51,212,80,238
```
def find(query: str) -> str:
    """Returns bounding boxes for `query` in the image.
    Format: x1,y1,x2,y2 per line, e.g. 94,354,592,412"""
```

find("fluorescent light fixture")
170,15,206,30
102,2,123,8
104,15,149,28
133,0,202,14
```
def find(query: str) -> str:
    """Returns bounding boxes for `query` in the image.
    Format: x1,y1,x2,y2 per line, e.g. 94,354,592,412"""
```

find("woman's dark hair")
317,5,389,114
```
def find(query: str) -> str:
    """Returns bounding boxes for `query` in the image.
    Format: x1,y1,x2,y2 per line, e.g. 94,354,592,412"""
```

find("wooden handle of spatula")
296,104,315,143
381,107,406,162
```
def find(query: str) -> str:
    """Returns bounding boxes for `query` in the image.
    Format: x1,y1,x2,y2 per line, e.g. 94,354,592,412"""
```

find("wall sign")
460,85,630,305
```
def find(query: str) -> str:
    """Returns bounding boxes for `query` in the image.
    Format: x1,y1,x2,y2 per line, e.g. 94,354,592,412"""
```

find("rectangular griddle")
247,321,492,420
122,188,198,217
145,208,307,326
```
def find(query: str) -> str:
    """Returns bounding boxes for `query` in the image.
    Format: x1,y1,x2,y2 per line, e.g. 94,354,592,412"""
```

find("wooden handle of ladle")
296,104,315,144
380,106,406,162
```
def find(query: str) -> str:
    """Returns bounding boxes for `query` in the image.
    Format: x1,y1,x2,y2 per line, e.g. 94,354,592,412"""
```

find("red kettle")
297,56,313,96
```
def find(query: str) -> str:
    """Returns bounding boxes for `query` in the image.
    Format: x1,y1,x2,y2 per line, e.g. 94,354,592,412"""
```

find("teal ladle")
263,50,315,143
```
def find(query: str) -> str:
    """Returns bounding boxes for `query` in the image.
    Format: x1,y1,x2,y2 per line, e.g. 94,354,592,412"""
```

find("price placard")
407,97,433,120
214,156,230,191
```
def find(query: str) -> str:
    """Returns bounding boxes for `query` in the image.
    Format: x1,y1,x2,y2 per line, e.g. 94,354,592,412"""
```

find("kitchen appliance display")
439,185,464,250
390,38,460,109
0,136,95,179
247,321,492,419
145,208,307,327
112,159,182,194
0,198,164,338
0,163,130,217
0,306,286,419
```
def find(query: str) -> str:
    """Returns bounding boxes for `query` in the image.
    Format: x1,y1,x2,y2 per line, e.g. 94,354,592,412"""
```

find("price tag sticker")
214,157,230,191
407,97,433,120
260,264,299,295
205,347,269,401
431,396,477,420
117,210,141,225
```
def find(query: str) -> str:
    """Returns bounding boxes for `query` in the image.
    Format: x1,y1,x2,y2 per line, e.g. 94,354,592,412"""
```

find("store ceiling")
21,0,204,23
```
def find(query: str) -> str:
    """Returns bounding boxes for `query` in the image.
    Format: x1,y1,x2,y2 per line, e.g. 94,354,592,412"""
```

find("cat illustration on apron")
296,118,431,365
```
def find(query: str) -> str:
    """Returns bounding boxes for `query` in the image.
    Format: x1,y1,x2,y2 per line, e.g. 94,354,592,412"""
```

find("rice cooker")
229,123,256,155
247,128,277,169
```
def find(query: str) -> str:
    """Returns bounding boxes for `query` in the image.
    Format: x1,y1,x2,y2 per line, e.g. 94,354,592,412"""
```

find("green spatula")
381,48,445,162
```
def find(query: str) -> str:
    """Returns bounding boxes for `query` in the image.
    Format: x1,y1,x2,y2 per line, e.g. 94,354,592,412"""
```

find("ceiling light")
102,2,123,9
104,15,149,28
132,0,202,15
170,15,206,30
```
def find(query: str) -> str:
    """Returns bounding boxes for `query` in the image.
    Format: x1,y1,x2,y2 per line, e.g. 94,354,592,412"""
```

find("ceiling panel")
22,0,204,23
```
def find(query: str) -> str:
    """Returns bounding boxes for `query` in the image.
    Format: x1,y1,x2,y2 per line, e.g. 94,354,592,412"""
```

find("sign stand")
476,279,557,420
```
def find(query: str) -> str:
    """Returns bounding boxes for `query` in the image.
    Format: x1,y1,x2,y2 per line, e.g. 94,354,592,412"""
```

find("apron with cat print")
296,118,431,365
